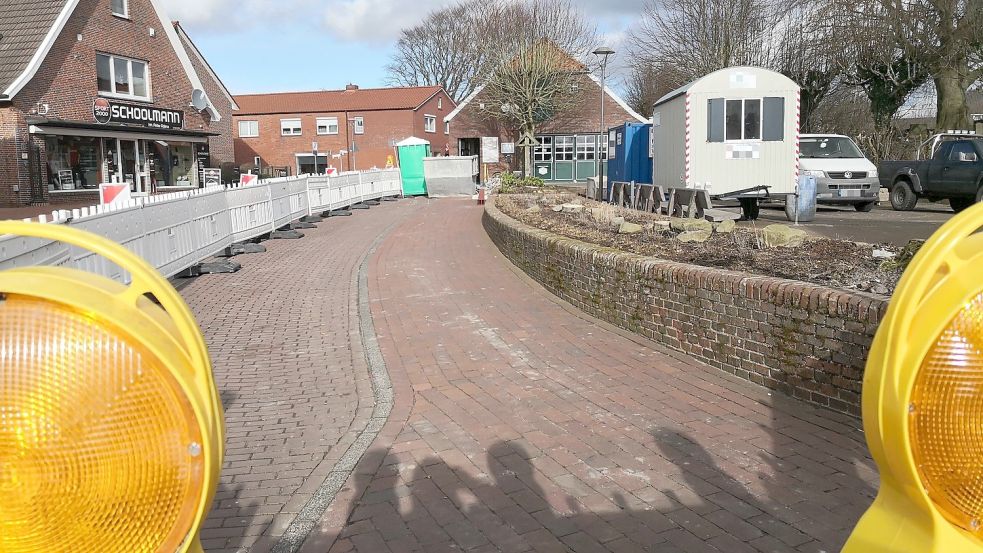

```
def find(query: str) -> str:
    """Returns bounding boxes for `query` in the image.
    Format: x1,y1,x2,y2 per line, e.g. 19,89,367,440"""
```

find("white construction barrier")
0,169,402,283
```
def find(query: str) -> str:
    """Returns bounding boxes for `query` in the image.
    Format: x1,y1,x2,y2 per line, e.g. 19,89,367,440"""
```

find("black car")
878,133,983,212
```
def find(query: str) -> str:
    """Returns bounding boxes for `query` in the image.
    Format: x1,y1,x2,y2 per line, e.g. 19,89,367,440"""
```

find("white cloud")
159,0,646,42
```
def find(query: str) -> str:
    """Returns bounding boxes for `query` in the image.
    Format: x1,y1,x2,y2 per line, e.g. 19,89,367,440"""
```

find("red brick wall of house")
412,90,453,155
0,108,30,205
233,89,458,174
11,0,214,129
0,0,230,205
447,72,644,173
235,111,407,173
177,29,235,170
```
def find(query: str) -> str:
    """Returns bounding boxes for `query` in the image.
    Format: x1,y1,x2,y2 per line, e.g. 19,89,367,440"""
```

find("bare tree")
628,0,776,80
768,1,841,131
627,0,842,128
386,0,488,103
477,0,597,175
830,0,982,130
623,60,688,117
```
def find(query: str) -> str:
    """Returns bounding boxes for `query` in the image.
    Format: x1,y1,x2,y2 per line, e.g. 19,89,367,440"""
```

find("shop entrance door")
115,140,150,195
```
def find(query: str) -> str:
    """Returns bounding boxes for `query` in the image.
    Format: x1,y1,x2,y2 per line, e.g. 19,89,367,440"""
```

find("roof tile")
233,86,446,115
0,0,68,95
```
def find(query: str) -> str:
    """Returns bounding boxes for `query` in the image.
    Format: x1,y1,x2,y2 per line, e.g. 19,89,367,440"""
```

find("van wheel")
854,201,875,212
890,180,918,211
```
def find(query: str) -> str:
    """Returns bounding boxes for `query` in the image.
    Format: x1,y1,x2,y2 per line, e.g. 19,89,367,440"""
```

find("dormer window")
111,0,129,18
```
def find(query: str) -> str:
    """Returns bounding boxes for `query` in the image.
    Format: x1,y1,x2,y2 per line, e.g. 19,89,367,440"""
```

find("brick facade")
483,198,887,416
0,0,234,206
233,87,454,175
175,23,236,173
448,72,646,174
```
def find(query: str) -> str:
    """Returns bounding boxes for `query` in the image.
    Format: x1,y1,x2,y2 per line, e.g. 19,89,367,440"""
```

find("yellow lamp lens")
911,291,983,534
0,294,205,553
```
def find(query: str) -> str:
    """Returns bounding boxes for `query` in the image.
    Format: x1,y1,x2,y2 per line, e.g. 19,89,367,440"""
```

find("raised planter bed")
484,195,889,416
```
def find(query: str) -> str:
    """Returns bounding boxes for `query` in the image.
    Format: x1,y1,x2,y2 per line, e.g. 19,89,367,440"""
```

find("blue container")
606,122,653,200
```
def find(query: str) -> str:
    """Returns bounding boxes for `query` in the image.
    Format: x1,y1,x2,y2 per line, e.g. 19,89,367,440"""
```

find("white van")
800,134,879,212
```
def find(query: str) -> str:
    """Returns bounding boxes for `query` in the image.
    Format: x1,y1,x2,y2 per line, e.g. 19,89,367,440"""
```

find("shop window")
316,117,338,135
147,140,199,188
44,135,103,191
280,118,302,136
238,120,259,138
111,0,128,17
353,117,364,135
424,115,436,133
97,53,150,100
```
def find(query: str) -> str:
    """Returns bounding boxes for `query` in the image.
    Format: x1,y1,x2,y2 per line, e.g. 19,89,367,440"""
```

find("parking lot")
753,202,956,246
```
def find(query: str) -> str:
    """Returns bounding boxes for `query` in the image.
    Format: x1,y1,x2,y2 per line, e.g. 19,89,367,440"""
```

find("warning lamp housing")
843,202,983,552
0,221,224,553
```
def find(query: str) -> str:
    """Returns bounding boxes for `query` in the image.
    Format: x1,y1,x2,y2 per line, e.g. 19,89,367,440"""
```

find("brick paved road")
300,198,879,553
181,199,419,553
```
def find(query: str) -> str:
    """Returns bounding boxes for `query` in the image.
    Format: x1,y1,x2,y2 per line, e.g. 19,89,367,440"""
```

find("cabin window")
725,99,760,141
710,97,783,142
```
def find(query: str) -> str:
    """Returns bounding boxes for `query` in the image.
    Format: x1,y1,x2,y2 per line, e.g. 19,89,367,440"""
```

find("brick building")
233,85,454,175
0,0,237,207
446,50,646,182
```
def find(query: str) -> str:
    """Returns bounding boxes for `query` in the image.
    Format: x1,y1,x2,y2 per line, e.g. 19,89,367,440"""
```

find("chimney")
345,84,359,91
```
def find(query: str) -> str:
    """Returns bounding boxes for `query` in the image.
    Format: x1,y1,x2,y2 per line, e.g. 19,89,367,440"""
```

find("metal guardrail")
0,169,402,282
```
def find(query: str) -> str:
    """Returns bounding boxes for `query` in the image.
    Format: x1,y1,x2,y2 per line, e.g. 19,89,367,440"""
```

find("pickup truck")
879,132,983,212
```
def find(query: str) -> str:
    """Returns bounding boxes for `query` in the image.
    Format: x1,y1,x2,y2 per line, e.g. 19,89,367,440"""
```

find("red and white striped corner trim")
793,92,801,186
685,93,692,184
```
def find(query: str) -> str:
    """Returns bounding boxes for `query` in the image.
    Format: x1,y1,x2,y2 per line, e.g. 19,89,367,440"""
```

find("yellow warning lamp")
0,221,224,553
843,202,983,552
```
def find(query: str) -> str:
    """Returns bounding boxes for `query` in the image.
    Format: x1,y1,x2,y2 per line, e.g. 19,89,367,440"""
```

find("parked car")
878,132,983,212
800,134,880,212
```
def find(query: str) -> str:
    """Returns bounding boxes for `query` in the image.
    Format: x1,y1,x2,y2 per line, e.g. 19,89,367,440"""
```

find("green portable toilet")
396,137,431,196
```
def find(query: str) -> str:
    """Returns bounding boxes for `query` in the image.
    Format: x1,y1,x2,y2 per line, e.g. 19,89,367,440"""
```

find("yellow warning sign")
386,155,395,169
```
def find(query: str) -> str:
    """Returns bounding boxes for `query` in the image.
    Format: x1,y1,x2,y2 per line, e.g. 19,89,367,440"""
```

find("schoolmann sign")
92,98,184,130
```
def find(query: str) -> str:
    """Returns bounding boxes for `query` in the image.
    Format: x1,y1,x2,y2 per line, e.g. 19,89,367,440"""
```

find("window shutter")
707,99,724,142
763,97,785,141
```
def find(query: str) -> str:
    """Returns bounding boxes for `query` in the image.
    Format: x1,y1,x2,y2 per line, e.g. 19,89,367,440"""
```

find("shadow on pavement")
202,482,265,553
314,412,877,552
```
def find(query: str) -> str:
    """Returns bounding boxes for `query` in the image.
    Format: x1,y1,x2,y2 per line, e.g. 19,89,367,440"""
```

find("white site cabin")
652,66,801,207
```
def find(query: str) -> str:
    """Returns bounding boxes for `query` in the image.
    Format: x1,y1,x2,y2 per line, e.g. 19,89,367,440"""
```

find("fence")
0,168,402,283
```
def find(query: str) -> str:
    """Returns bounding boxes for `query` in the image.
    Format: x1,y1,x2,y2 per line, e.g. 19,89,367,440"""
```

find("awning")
27,118,218,143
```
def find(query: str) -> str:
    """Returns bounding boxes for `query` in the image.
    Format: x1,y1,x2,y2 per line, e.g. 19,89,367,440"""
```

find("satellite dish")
190,89,208,111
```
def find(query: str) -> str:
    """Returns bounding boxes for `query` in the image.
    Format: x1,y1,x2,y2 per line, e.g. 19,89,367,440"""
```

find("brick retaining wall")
483,197,889,416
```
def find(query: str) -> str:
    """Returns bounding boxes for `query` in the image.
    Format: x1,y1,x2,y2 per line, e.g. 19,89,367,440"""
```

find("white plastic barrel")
785,175,818,223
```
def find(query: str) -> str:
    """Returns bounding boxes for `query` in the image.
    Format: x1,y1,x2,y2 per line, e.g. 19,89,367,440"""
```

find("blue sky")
158,0,642,95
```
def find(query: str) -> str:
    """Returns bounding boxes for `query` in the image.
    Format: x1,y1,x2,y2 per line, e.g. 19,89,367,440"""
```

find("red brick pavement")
181,199,420,553
300,198,879,553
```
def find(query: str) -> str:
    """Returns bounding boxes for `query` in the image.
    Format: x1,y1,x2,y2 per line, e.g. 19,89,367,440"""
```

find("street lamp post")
347,117,359,172
593,46,614,202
